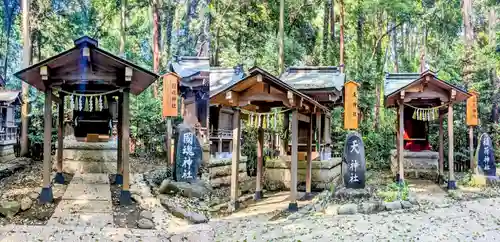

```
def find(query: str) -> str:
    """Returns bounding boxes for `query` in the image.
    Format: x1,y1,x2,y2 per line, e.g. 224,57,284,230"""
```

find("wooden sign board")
344,80,360,130
162,73,180,117
466,91,479,126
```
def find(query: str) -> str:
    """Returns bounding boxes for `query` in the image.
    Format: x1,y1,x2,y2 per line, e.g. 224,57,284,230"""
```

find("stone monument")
342,131,366,189
175,123,202,182
475,133,496,177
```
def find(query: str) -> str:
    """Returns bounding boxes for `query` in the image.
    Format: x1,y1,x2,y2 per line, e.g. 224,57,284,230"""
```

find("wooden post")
305,113,313,199
120,89,131,204
439,114,444,180
255,116,264,200
55,92,65,184
448,103,456,189
116,93,123,184
289,109,299,212
398,103,405,183
469,126,474,172
166,118,172,166
230,108,241,211
40,89,53,203
316,112,322,153
280,111,290,155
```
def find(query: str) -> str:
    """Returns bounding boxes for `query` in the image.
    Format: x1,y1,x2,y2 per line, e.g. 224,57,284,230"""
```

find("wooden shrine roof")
211,66,330,114
384,70,471,108
280,66,345,91
13,36,159,96
0,90,21,106
209,65,245,98
169,56,209,88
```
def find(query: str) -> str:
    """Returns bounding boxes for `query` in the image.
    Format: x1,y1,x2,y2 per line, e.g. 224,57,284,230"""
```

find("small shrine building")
384,70,471,188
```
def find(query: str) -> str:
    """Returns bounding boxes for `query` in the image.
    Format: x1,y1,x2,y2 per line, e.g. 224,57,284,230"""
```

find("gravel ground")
210,197,500,241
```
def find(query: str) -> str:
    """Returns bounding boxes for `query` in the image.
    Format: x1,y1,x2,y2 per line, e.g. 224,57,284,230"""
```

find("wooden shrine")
14,36,159,204
0,87,21,162
209,65,245,157
210,66,330,211
169,56,210,143
384,70,471,189
280,66,344,157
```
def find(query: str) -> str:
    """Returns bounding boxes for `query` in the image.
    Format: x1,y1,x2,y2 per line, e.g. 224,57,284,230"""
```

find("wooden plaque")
162,73,180,117
466,91,478,126
344,80,360,130
86,133,100,142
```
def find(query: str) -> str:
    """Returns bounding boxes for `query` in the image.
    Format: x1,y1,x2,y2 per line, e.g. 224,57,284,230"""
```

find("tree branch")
371,21,405,60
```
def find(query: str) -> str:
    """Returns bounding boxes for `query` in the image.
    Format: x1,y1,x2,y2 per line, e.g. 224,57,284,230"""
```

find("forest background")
0,0,498,171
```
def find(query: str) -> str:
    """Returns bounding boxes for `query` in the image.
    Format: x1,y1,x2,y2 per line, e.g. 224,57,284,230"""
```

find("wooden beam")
56,92,64,179
287,91,296,107
398,103,405,182
280,110,290,155
51,73,118,81
40,88,53,203
297,113,310,123
230,108,241,210
306,113,313,196
255,117,264,200
125,67,133,82
120,88,131,204
439,114,444,178
448,103,455,189
289,109,299,211
225,91,239,105
117,92,123,180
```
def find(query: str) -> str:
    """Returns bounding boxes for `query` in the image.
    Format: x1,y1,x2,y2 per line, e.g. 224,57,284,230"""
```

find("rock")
408,196,418,205
325,205,339,216
337,203,358,215
186,212,209,224
0,201,20,218
334,187,372,200
140,210,154,220
20,197,33,211
359,202,379,214
137,218,154,229
384,201,402,211
28,192,39,200
159,179,211,199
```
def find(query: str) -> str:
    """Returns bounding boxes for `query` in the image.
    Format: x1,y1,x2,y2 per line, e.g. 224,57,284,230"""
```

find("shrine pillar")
288,109,299,212
116,92,123,184
305,113,313,199
447,101,456,189
255,116,264,200
230,107,241,211
120,88,132,204
439,114,444,179
55,92,65,184
398,100,405,182
40,88,53,204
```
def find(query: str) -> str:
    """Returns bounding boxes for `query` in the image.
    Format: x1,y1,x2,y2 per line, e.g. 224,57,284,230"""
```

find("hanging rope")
54,87,124,97
404,103,449,121
241,108,292,116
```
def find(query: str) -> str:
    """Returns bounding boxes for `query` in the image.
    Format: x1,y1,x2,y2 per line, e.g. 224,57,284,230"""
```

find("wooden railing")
0,126,17,143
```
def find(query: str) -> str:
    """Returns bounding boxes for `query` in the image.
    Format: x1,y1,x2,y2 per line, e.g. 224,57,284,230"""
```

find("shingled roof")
209,65,245,98
0,90,21,105
279,66,345,91
169,56,209,88
384,73,422,97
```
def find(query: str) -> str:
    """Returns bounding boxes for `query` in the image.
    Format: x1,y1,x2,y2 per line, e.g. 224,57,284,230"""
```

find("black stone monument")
476,133,496,177
342,131,366,189
175,123,202,182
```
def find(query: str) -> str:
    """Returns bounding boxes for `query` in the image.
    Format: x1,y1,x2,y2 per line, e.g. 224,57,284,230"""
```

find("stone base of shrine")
263,157,342,191
390,149,439,180
205,156,249,188
53,138,118,173
0,145,16,163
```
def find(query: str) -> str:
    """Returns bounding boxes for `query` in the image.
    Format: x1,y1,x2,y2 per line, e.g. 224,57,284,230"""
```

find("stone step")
62,183,111,201
71,173,110,184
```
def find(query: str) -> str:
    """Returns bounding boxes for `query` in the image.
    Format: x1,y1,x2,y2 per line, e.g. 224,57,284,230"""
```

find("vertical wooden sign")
162,73,180,117
344,80,360,130
466,90,479,126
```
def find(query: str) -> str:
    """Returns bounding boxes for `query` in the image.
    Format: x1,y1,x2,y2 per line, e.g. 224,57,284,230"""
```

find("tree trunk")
322,0,330,65
20,0,31,157
461,0,473,87
330,0,335,42
152,0,160,98
163,1,175,60
119,0,126,56
420,25,427,73
489,8,499,122
278,0,285,74
390,20,399,73
2,3,17,80
339,0,345,73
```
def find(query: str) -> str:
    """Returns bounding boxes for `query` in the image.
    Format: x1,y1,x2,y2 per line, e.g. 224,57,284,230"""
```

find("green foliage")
242,125,258,176
377,181,409,202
